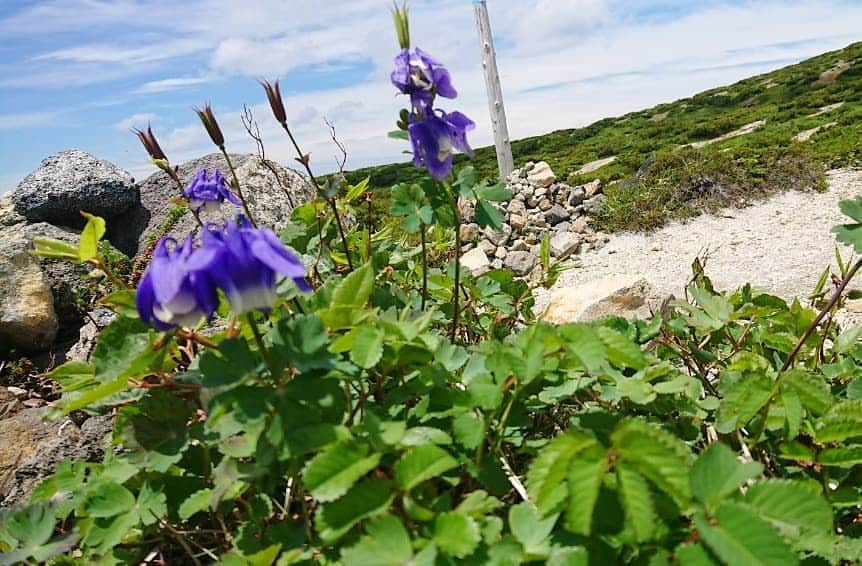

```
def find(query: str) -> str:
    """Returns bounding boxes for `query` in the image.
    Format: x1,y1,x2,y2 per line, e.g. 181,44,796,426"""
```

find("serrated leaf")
350,326,384,369
526,432,597,515
395,444,457,490
612,420,693,506
302,441,381,502
781,370,831,416
558,324,606,374
814,400,862,442
116,389,193,472
85,481,136,518
434,512,481,558
818,445,862,466
178,488,214,520
475,199,504,229
617,464,656,542
695,502,797,566
331,262,374,308
743,479,833,535
390,183,432,233
597,326,648,370
316,478,394,543
691,443,762,507
564,446,607,535
781,385,803,439
453,411,484,449
341,515,413,566
674,543,719,566
834,326,862,353
716,375,773,434
509,502,556,558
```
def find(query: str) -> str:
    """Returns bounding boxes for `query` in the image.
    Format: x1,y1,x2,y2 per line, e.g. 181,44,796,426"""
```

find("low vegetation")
345,42,862,232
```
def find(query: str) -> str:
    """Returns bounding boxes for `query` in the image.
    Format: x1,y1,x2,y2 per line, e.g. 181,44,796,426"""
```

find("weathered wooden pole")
473,0,514,179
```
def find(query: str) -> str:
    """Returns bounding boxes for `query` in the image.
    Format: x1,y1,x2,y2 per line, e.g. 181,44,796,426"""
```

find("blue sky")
1,0,860,193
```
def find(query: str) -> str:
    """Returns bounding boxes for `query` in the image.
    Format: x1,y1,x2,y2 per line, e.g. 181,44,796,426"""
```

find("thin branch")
241,105,296,208
324,117,348,175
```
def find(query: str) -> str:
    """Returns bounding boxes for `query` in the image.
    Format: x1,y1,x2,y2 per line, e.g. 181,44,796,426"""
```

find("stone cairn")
460,161,610,277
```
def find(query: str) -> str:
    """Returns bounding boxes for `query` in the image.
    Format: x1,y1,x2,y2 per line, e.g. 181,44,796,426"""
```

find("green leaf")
302,441,381,502
695,502,797,566
91,316,157,383
98,289,139,318
814,400,862,442
743,479,833,535
344,177,370,203
509,502,556,558
526,432,598,515
818,445,862,466
135,481,166,526
558,324,606,374
453,411,485,449
116,389,194,472
691,443,762,507
597,327,647,370
179,488,214,520
564,446,607,535
199,338,257,387
395,444,457,490
316,478,394,543
617,464,656,542
85,481,136,518
434,512,481,558
781,370,831,416
475,199,504,229
715,375,773,434
78,212,106,261
612,419,693,506
548,546,590,566
390,183,432,233
341,515,413,566
331,262,374,308
30,236,80,261
833,197,862,252
350,326,384,369
674,543,719,566
834,326,862,353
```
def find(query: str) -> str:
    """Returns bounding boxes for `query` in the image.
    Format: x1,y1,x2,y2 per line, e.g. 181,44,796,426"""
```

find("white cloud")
134,76,215,94
113,112,161,132
0,111,62,130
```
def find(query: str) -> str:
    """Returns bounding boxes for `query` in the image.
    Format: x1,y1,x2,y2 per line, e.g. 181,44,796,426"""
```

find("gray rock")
65,308,117,362
483,224,512,246
0,196,25,227
526,161,556,188
511,239,529,252
507,199,527,217
571,216,589,233
479,239,497,255
11,149,138,229
494,246,508,260
545,204,569,225
583,194,606,215
504,251,538,276
568,187,586,207
459,247,491,278
584,178,603,198
0,408,113,505
460,223,480,242
554,221,572,233
550,232,580,260
112,153,313,257
509,213,527,231
538,198,553,211
491,258,504,270
542,276,657,324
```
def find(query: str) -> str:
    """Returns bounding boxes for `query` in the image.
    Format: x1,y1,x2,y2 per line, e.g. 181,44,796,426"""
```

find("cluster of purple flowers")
391,47,475,180
136,217,308,330
183,168,241,213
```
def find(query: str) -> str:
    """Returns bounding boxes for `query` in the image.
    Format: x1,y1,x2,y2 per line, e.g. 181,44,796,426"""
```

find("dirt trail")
535,168,862,310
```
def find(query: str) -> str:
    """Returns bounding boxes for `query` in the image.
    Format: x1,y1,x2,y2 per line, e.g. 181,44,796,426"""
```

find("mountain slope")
344,41,861,231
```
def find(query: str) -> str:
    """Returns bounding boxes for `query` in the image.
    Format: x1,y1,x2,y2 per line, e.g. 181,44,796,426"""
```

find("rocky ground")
534,167,862,316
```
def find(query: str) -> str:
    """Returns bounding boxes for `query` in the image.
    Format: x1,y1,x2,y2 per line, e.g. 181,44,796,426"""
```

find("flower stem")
220,147,258,228
420,222,428,311
279,122,353,270
446,184,462,342
246,312,278,379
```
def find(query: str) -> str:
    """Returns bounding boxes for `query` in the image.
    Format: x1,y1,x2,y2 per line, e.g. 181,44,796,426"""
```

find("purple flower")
408,109,475,180
136,236,218,330
391,48,457,109
192,217,309,315
183,168,241,213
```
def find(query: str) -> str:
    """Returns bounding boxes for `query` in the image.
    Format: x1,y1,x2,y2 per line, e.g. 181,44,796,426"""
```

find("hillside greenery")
344,41,862,231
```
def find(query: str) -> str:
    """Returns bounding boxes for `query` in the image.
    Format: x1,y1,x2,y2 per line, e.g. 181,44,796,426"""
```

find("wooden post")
473,0,514,179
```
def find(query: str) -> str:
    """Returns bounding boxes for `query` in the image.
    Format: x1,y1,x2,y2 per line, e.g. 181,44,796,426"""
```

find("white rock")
460,248,491,277
550,232,580,259
526,161,556,188
542,275,657,324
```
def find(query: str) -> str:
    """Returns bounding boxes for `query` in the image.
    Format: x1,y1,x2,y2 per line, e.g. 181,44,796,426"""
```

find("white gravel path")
534,168,862,310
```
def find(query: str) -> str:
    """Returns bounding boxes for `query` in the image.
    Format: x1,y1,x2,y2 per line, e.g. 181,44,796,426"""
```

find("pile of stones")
460,161,610,277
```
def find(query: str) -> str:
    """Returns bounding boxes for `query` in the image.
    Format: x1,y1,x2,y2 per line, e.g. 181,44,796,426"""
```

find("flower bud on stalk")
391,1,410,50
134,125,167,160
261,79,287,125
195,103,225,147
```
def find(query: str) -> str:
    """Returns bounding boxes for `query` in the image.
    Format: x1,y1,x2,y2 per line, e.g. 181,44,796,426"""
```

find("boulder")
526,161,556,188
460,248,491,277
504,251,538,276
542,275,657,324
0,196,25,227
0,408,113,506
0,240,57,353
550,232,580,259
545,204,569,225
112,153,314,257
11,149,138,229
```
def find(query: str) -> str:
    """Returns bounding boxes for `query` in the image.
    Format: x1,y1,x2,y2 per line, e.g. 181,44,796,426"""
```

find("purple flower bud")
195,103,225,147
391,48,457,110
133,124,168,161
261,79,287,124
193,216,309,315
183,168,242,213
136,236,218,330
408,109,475,180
